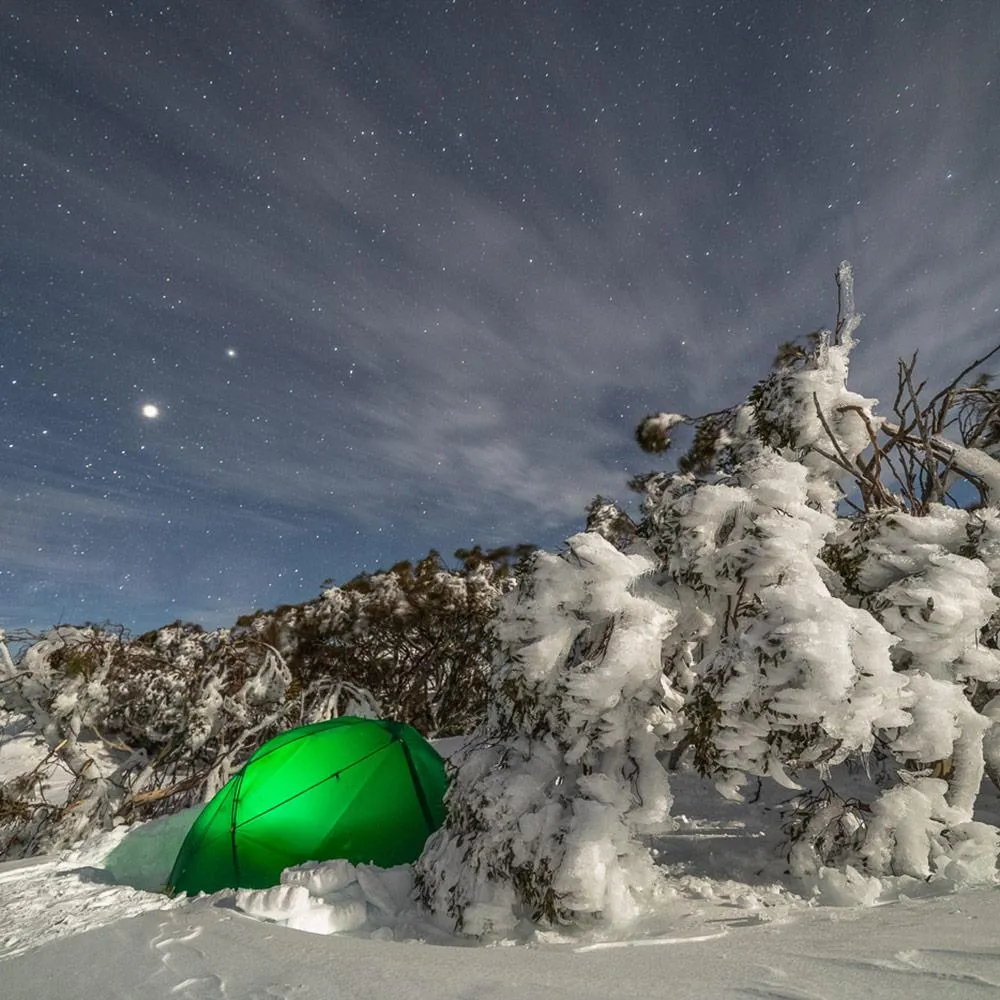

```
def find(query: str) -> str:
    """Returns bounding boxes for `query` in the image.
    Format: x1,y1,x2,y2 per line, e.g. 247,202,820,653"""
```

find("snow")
6,887,1000,1000
3,715,1000,998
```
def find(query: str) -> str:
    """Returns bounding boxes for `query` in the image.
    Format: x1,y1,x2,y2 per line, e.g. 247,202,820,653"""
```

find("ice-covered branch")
881,420,1000,503
833,260,862,348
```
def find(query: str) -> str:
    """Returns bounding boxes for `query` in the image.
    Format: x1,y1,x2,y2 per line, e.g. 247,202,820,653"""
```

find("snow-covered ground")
3,717,1000,999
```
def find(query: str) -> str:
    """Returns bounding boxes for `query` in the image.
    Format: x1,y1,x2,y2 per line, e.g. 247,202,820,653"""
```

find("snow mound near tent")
234,860,414,936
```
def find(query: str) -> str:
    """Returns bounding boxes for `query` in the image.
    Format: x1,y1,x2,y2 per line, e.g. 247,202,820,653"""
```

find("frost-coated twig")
811,395,900,509
811,393,855,472
833,260,862,348
840,404,908,508
880,419,1000,504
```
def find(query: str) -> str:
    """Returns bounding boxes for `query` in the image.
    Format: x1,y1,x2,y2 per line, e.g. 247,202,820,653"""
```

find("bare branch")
812,392,855,470
924,342,1000,419
811,395,901,510
899,358,944,508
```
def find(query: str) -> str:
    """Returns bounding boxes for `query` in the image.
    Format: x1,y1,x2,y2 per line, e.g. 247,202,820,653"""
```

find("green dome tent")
167,716,448,896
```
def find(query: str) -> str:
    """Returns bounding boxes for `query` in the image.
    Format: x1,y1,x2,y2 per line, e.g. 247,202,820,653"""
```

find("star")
141,404,161,419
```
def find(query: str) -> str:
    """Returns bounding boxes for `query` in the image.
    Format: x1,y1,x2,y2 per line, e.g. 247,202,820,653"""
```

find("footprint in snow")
151,921,227,1000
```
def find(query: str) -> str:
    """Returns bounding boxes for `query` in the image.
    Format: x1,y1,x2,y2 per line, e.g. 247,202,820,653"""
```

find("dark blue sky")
3,1,999,634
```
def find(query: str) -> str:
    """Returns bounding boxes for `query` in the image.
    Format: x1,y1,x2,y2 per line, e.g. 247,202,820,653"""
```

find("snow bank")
234,860,416,937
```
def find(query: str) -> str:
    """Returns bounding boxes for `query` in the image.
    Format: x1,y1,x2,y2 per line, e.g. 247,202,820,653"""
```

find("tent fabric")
167,716,448,896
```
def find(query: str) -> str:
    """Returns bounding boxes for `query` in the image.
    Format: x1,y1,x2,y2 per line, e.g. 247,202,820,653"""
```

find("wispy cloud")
5,1,1000,632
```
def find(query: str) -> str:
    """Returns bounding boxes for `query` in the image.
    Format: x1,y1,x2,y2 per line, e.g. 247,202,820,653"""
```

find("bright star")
141,403,160,419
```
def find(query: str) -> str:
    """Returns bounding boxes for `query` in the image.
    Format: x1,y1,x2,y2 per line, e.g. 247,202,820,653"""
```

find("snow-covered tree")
637,263,1000,889
415,532,680,933
423,263,1000,924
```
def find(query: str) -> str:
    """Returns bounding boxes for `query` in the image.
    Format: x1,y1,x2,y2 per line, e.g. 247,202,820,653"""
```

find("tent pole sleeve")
399,740,436,835
229,771,245,885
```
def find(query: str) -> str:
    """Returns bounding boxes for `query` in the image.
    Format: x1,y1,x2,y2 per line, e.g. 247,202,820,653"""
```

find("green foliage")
771,330,823,371
635,415,674,453
677,415,729,477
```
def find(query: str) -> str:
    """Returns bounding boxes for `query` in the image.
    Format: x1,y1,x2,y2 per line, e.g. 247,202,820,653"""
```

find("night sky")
3,2,999,635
